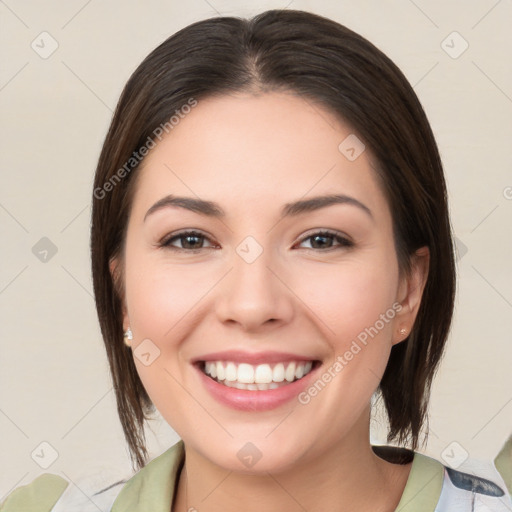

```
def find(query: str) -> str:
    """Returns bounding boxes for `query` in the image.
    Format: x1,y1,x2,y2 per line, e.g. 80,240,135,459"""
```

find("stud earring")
123,327,133,347
399,327,408,337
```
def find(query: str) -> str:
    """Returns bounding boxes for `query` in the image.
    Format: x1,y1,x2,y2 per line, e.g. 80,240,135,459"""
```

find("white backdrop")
1,0,511,497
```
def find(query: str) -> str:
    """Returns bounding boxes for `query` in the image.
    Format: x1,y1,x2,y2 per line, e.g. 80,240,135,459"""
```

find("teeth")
237,363,254,383
285,362,296,382
225,362,237,381
216,362,225,380
272,363,285,382
254,364,273,384
202,360,315,388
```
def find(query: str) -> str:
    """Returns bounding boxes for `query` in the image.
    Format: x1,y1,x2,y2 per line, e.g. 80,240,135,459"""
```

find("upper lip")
191,350,320,365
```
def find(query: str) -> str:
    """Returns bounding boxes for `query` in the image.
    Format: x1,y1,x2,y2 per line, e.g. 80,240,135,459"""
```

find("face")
116,92,426,473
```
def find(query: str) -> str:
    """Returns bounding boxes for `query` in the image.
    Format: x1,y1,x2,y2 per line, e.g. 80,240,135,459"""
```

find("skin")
113,91,429,512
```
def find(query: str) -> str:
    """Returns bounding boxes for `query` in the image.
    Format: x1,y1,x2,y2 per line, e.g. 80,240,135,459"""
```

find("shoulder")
0,467,130,512
1,441,185,512
495,434,512,494
406,451,512,511
0,473,69,511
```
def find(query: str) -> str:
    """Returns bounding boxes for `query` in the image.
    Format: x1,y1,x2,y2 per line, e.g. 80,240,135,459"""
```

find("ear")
393,246,430,345
109,256,130,331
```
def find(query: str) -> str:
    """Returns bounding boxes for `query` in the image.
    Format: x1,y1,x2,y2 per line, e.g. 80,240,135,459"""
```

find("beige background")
1,0,511,497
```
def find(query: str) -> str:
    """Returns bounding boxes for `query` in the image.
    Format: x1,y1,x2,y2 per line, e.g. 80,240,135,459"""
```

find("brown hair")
91,9,456,471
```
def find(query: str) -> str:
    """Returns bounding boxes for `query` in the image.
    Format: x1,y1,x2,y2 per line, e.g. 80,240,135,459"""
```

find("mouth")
197,359,320,390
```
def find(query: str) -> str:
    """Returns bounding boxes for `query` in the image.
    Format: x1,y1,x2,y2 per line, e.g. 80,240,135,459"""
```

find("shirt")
1,440,511,511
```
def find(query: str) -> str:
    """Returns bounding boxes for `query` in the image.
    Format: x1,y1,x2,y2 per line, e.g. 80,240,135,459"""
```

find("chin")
192,433,313,475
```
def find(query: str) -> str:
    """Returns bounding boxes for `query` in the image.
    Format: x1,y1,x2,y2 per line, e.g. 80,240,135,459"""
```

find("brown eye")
160,231,215,251
297,230,353,250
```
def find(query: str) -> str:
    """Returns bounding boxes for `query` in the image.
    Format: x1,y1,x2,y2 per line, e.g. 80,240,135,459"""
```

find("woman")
2,9,510,512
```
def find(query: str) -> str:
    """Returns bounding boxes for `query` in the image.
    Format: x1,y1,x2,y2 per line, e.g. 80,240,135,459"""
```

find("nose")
214,243,294,332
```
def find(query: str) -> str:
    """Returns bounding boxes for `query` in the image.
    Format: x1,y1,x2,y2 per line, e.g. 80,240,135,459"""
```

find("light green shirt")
1,440,510,511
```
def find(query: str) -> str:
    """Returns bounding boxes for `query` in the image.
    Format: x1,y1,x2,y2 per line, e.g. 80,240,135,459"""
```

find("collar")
111,440,444,511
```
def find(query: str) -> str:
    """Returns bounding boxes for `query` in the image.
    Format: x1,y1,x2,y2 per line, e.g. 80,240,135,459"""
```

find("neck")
172,409,412,512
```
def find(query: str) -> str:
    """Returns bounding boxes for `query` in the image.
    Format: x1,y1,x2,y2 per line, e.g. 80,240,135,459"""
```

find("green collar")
112,441,444,511
395,451,444,511
112,440,185,512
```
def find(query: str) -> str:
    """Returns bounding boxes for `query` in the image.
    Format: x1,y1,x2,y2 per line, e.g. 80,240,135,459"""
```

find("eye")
159,230,217,252
295,230,353,251
159,229,353,252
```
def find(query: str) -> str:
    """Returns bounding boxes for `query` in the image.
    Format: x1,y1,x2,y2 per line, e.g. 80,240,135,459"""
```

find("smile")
201,360,315,390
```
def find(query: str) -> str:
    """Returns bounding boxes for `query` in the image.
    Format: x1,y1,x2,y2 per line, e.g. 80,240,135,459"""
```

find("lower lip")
195,364,319,411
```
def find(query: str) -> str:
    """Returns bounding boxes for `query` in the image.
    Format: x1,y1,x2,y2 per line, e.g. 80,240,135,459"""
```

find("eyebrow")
144,193,373,221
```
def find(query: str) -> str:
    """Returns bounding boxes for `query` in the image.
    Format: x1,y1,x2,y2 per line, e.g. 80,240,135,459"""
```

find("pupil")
184,235,201,249
312,234,331,248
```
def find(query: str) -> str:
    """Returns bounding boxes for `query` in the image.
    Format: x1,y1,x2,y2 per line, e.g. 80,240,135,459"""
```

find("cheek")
297,254,399,350
124,244,213,341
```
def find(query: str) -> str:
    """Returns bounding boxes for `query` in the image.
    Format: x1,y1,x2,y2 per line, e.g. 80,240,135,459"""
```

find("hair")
91,9,456,471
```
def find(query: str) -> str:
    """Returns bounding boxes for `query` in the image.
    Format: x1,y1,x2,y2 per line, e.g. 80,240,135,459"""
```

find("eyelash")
159,229,354,253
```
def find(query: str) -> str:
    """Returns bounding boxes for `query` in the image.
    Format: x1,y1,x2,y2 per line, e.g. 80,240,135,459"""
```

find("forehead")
131,92,390,220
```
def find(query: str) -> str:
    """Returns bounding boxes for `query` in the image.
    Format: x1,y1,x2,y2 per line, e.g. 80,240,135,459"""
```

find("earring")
399,327,408,337
123,327,133,347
